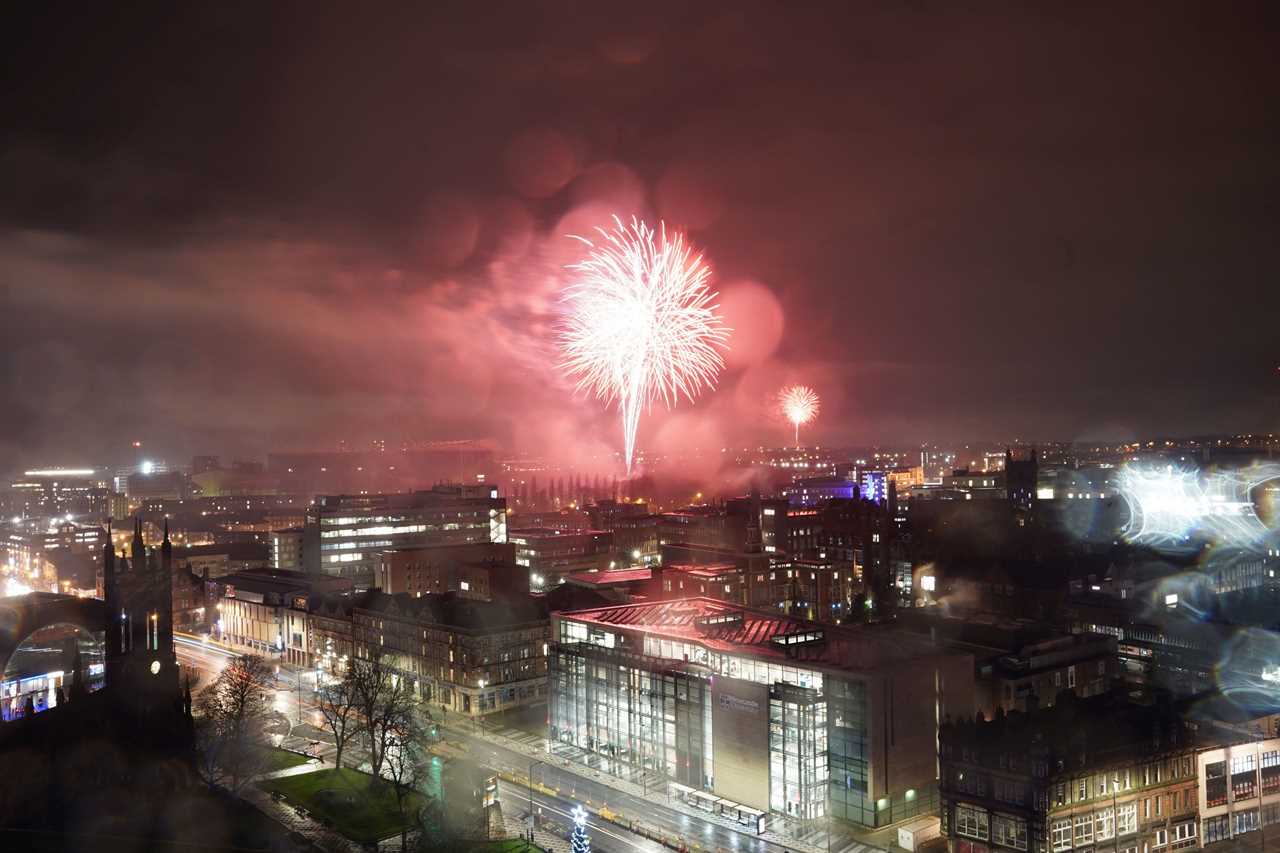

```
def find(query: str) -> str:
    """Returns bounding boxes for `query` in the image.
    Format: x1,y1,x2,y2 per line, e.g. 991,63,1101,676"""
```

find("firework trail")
558,216,730,476
778,384,820,446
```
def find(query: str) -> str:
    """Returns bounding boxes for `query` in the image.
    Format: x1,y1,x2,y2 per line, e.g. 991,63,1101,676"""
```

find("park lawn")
257,767,427,844
252,744,313,773
469,841,546,853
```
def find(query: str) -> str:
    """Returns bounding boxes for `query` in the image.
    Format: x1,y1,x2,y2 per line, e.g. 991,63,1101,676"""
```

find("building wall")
1199,739,1280,847
353,607,547,716
712,677,770,810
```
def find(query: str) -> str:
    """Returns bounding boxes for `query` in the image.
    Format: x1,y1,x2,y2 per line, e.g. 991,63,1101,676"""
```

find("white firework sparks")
558,216,730,476
778,384,820,446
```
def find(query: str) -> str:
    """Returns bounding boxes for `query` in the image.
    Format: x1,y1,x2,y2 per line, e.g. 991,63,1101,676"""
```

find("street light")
478,679,487,735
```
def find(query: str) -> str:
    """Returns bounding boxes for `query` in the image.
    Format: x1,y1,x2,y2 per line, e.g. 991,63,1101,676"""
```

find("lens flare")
1117,462,1280,549
558,216,730,476
778,384,820,446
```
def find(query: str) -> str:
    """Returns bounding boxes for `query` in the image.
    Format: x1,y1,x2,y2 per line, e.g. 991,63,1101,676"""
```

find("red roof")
556,596,945,671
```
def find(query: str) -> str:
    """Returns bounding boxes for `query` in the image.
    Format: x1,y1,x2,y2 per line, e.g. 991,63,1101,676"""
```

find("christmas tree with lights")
570,805,590,853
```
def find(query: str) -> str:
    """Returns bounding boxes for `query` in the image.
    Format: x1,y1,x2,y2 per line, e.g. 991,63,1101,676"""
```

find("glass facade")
550,617,832,824
549,640,711,789
770,682,828,819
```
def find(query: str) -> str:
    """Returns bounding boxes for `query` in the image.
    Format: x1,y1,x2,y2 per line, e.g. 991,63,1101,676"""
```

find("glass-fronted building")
549,598,974,829
303,484,506,588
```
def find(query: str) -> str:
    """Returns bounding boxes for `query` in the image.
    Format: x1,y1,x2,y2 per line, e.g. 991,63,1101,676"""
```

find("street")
173,638,872,853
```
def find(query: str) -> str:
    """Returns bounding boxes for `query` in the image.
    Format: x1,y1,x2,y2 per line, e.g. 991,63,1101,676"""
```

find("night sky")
2,2,1277,470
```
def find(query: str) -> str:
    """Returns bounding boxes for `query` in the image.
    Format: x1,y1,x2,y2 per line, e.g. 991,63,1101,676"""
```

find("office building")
549,597,973,830
375,541,517,600
303,484,507,588
509,527,612,591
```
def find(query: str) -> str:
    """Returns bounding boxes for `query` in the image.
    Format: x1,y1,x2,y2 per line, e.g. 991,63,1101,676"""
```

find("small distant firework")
778,384,820,446
558,216,730,476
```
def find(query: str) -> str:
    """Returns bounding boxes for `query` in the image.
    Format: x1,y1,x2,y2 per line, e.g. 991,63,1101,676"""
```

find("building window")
1051,819,1072,852
1095,807,1114,840
1075,813,1094,846
1078,778,1088,801
1154,828,1167,848
1234,809,1259,836
956,804,989,841
1171,821,1196,850
1117,802,1137,836
1206,760,1228,808
1203,815,1230,845
992,814,1029,851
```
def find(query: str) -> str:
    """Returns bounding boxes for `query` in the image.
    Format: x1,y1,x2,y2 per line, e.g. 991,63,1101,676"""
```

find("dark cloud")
2,2,1278,471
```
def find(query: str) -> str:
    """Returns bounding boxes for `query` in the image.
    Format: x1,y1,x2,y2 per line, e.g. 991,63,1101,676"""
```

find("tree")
350,653,421,782
193,654,273,791
382,710,428,851
317,663,363,768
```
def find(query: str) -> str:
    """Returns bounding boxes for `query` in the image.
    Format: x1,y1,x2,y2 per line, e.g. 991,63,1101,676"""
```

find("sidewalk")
435,708,870,853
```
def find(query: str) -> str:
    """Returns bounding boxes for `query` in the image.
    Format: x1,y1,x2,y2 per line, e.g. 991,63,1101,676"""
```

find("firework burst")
778,384,820,445
558,216,730,476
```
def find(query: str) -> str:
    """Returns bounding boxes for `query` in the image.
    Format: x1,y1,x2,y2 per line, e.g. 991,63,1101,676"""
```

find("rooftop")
361,590,547,631
508,527,607,538
663,562,737,579
565,567,653,586
558,596,955,671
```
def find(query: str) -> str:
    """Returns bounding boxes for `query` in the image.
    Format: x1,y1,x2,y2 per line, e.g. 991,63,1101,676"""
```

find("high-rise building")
303,484,507,588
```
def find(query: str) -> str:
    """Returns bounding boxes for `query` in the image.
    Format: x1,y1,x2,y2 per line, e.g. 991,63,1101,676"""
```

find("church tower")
102,517,180,712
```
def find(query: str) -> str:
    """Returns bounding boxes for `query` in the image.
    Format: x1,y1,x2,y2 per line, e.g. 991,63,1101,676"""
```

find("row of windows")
1050,805,1139,851
955,804,1029,850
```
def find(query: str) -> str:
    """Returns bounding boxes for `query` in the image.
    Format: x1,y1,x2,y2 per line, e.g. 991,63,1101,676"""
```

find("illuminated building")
353,590,549,716
375,541,516,599
4,519,104,594
212,568,352,664
939,691,1198,853
7,468,105,516
549,597,974,830
509,527,612,591
782,476,858,508
303,484,507,588
269,527,304,571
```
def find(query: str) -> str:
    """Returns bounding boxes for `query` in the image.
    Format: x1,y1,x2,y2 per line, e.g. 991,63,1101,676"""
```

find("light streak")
777,385,820,446
1117,462,1280,549
558,216,729,476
